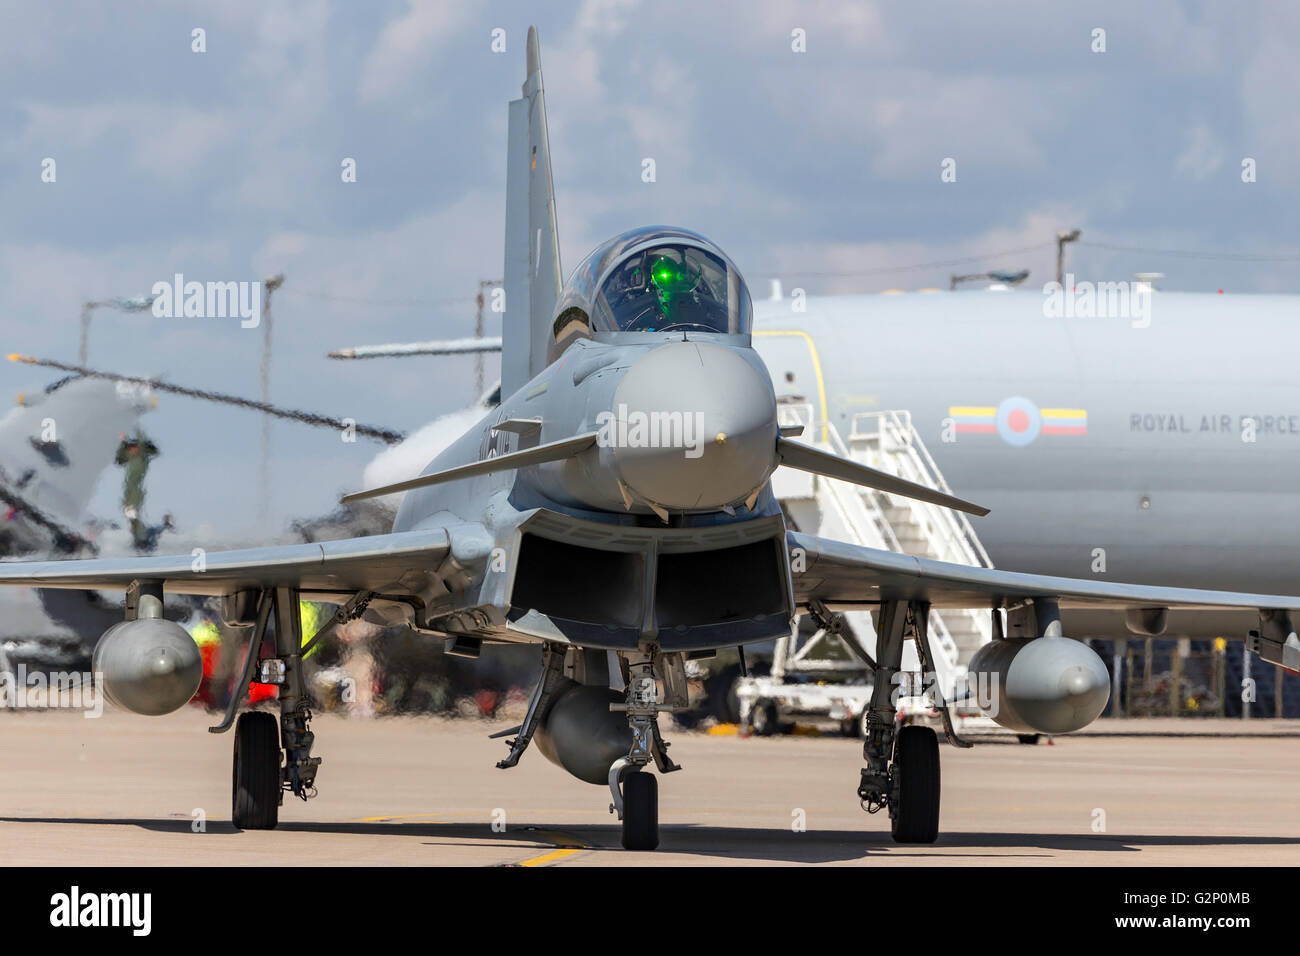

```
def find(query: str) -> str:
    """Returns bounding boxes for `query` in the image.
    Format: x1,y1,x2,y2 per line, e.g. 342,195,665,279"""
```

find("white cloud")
1174,123,1224,181
759,205,1091,295
359,0,471,103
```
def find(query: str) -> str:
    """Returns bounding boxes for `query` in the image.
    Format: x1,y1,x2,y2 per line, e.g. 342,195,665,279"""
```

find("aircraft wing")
789,531,1300,614
0,530,449,598
328,337,503,359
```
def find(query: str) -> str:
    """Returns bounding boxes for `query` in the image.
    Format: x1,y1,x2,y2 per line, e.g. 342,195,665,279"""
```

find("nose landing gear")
607,648,686,850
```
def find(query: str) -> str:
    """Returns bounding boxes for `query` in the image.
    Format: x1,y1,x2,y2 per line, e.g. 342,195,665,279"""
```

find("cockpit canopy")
550,226,751,356
594,241,744,334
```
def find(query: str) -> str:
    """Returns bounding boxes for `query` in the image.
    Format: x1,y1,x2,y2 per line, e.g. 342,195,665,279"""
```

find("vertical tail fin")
502,25,562,397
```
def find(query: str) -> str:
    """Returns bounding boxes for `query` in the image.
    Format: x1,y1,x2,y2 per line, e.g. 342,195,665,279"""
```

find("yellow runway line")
514,830,589,867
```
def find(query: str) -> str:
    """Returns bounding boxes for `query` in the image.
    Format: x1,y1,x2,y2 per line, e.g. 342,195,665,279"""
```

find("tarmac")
2,708,1297,866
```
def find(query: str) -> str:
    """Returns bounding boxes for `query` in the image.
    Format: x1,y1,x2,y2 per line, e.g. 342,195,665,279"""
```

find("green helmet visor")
594,242,749,334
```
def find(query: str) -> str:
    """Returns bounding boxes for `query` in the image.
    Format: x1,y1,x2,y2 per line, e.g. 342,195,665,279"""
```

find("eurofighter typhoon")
2,28,1297,850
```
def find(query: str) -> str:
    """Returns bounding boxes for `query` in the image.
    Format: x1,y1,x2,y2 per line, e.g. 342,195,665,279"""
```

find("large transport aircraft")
2,28,1297,850
750,290,1300,638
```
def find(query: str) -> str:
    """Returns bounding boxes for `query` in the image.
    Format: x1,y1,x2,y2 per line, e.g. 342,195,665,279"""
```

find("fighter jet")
0,361,399,674
0,375,160,671
0,374,155,556
1,28,1298,851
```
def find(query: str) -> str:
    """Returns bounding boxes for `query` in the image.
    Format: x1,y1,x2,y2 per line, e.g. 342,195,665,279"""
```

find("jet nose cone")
610,341,777,510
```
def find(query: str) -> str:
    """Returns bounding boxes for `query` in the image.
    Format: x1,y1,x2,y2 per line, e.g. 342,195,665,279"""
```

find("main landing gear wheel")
890,725,940,844
233,712,281,830
621,771,659,851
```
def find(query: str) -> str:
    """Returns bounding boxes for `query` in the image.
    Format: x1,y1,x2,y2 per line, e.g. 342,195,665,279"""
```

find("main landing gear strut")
857,600,942,843
215,587,370,830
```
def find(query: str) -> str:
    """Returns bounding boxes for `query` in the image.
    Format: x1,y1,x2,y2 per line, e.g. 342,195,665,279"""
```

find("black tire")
841,712,864,738
890,725,940,844
750,699,778,737
621,772,658,850
1017,733,1041,745
704,664,743,724
233,711,281,830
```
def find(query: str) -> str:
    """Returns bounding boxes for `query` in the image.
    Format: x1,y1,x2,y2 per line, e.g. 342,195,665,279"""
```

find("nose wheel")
619,770,659,850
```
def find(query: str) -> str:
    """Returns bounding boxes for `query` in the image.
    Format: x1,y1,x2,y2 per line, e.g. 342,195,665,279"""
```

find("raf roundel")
996,396,1042,447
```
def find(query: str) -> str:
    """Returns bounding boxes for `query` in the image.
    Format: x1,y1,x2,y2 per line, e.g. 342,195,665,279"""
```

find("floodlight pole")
1056,229,1081,286
79,294,157,367
259,274,285,524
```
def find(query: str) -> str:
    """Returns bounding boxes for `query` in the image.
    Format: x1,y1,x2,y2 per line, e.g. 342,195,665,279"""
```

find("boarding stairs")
771,404,994,706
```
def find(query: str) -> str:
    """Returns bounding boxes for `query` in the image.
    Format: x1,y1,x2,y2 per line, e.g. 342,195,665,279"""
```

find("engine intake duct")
654,540,786,627
506,509,794,650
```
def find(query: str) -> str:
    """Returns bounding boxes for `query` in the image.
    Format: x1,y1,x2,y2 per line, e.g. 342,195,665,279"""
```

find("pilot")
114,430,159,550
597,245,733,333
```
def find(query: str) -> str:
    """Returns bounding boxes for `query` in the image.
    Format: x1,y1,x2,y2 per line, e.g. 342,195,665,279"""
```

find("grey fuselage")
752,291,1300,619
388,330,792,651
393,332,781,534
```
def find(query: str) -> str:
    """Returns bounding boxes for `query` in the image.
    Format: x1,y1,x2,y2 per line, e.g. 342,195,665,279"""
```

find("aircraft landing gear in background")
749,698,778,736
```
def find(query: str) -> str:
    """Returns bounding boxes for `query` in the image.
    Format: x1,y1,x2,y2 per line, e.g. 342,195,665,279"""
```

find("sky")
1,0,1297,537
